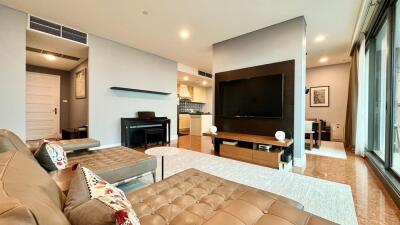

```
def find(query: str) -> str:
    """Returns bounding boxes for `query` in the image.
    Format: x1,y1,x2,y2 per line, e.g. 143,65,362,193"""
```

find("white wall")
0,5,26,139
306,63,351,140
88,35,177,146
213,17,307,166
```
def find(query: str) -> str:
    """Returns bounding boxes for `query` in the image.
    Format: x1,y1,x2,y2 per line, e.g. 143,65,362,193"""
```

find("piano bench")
144,128,164,149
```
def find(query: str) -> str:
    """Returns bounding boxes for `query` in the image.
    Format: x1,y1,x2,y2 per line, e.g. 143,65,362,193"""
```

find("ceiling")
2,0,362,71
26,30,88,71
178,72,212,88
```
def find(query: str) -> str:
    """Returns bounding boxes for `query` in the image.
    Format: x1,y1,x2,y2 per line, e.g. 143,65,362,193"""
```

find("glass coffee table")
145,147,180,180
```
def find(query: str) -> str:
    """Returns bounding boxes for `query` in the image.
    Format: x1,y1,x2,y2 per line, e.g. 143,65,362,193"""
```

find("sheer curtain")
355,35,367,156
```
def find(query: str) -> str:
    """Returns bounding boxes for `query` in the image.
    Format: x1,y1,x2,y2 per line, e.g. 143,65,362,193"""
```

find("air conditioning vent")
29,15,87,45
62,26,87,44
30,16,61,36
26,46,81,61
198,70,212,79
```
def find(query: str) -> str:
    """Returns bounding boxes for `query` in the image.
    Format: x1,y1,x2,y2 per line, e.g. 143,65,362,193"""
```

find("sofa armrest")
25,142,40,154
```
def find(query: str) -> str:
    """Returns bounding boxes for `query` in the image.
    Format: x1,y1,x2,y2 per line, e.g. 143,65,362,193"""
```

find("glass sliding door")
364,0,400,200
393,1,400,175
368,19,389,161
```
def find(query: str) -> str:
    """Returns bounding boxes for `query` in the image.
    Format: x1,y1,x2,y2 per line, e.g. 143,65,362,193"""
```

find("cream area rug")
306,141,347,159
120,149,357,225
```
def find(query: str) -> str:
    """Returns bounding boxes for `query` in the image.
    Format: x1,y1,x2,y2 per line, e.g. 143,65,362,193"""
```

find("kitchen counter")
179,112,213,136
189,114,213,136
179,112,212,115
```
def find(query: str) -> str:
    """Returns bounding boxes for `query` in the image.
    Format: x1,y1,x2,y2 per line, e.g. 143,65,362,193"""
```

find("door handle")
54,108,57,115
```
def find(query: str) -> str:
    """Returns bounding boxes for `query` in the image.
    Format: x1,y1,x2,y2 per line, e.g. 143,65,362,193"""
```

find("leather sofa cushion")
0,151,70,225
0,189,37,225
0,129,32,156
127,168,337,225
68,146,156,184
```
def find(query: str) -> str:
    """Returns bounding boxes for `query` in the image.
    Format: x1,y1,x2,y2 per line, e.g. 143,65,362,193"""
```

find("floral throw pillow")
81,167,140,225
34,142,68,171
64,166,140,225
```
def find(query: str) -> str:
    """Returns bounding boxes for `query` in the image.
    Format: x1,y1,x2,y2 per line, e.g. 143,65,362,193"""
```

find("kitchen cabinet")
178,84,207,103
179,114,190,131
192,86,207,103
190,114,212,136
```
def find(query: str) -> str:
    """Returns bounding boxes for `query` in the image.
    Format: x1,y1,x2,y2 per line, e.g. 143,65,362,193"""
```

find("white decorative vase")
209,126,218,134
275,131,285,141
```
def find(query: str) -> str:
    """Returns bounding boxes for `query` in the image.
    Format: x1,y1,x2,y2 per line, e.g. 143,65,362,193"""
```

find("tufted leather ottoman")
127,168,337,225
26,138,101,153
52,138,101,152
68,146,156,185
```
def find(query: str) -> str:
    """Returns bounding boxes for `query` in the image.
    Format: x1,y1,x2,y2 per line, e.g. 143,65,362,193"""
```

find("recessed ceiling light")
319,57,328,63
183,76,189,81
142,10,149,15
44,54,56,61
315,35,326,43
179,29,190,40
202,81,207,85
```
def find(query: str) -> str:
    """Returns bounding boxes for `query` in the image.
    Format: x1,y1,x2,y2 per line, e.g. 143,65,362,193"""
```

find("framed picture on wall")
310,86,329,107
75,69,86,99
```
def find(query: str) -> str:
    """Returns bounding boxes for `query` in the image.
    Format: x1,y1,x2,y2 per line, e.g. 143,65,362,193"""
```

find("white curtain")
355,35,367,156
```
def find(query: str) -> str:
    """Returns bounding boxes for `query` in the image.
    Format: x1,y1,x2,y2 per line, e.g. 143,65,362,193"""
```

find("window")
365,0,400,201
367,19,389,162
393,1,400,174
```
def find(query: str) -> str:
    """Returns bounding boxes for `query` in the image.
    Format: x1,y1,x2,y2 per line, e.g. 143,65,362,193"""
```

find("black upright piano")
121,116,171,148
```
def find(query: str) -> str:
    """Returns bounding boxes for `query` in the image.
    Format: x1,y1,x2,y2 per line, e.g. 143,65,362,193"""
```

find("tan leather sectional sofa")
2,129,157,186
0,130,337,225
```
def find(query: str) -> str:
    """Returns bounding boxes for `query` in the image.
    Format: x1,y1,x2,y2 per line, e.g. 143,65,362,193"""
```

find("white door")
26,72,60,140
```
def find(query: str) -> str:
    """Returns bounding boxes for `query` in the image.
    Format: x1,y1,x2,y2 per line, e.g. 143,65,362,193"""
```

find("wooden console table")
204,132,293,169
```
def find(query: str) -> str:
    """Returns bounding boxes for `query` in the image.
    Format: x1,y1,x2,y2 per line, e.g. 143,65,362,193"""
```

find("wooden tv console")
204,132,293,169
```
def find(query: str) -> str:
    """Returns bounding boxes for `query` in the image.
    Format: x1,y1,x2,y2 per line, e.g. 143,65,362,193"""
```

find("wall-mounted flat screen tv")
220,74,284,118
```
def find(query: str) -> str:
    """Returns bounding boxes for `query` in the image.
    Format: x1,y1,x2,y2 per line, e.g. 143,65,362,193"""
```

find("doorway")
26,72,60,140
25,29,89,141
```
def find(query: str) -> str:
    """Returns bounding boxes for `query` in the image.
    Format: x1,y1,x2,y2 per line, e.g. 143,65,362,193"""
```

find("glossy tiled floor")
173,135,400,225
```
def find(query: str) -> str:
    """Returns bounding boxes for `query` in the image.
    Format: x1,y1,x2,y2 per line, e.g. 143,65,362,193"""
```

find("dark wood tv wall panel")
214,60,295,138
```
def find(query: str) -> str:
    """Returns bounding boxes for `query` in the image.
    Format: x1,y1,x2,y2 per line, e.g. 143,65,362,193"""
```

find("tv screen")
220,74,284,118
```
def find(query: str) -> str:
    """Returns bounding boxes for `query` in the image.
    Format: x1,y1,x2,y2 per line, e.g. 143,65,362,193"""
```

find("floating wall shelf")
110,87,171,95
